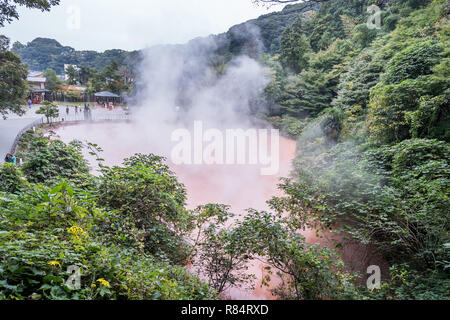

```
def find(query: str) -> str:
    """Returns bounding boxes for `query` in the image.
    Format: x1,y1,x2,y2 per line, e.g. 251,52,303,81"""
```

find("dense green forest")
11,37,140,75
1,0,449,300
260,0,450,299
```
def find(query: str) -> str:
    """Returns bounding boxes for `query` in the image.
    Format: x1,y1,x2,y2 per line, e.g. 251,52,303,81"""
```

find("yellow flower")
96,278,110,287
48,261,61,268
91,284,96,288
67,226,85,239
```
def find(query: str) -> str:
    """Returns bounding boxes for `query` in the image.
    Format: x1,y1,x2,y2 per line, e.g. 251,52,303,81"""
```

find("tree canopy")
0,35,28,117
0,0,60,27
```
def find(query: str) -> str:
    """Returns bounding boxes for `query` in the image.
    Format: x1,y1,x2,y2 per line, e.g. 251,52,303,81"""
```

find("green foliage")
333,48,383,113
192,204,254,294
0,134,217,300
234,210,363,300
0,163,27,193
0,0,60,27
43,68,61,92
97,154,192,264
190,203,363,299
0,180,216,300
226,2,318,56
280,18,312,73
64,91,81,102
279,71,333,117
406,89,450,141
35,101,59,124
368,75,449,143
380,264,450,300
303,0,371,52
65,65,78,85
267,114,307,138
12,38,139,76
21,136,89,184
384,40,442,84
350,23,379,48
264,0,450,300
274,137,449,299
101,61,130,94
0,36,29,118
77,66,96,86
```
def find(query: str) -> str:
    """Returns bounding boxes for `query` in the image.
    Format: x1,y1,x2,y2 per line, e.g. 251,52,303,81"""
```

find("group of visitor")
64,104,92,120
83,104,92,120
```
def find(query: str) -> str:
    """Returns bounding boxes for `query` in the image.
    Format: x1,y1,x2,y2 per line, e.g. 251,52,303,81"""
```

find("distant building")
27,71,51,103
57,84,86,95
27,71,46,90
94,91,122,106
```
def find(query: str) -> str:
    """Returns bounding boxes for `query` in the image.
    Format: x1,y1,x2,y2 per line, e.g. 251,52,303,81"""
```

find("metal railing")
9,117,45,154
9,111,132,154
48,110,132,123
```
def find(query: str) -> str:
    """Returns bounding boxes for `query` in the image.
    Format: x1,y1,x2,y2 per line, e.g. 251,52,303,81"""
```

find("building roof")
27,77,46,83
94,91,120,98
28,71,44,77
57,84,86,93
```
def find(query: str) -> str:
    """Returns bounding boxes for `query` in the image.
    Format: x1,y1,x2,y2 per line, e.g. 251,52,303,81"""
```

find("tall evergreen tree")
0,36,28,117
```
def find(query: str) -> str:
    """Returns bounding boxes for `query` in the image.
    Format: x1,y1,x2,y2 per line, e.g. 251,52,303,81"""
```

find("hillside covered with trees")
10,2,315,74
11,37,140,75
258,0,449,299
0,0,449,301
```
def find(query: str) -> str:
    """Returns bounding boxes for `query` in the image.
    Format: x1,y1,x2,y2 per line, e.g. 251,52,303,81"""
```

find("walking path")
1,104,130,160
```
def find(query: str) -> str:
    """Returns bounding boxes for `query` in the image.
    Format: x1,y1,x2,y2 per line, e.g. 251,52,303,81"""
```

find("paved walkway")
1,106,43,160
0,118,43,159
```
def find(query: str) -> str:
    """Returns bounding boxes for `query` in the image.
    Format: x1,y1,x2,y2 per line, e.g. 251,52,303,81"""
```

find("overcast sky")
2,0,287,52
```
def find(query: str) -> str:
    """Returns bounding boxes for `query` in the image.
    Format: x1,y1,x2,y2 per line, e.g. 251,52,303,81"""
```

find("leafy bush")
384,40,442,84
36,102,59,124
368,75,449,143
0,178,217,300
234,210,364,300
0,163,27,193
271,138,449,299
97,154,193,264
21,136,90,184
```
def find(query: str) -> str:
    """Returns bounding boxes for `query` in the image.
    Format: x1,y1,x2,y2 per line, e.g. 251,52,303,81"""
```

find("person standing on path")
4,153,16,164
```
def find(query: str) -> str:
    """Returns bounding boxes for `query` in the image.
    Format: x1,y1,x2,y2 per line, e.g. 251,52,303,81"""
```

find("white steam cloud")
134,33,269,129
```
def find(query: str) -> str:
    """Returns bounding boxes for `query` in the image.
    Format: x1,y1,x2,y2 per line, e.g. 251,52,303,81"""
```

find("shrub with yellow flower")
47,261,62,268
67,225,86,240
96,278,110,287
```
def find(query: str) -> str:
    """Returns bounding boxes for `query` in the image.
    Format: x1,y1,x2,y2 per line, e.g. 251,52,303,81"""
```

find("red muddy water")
53,121,387,300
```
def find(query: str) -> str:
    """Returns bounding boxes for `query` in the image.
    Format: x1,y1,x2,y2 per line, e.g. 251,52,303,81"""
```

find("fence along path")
7,109,132,155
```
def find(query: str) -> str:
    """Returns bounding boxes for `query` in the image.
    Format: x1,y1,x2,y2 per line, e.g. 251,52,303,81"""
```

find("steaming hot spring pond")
52,121,327,299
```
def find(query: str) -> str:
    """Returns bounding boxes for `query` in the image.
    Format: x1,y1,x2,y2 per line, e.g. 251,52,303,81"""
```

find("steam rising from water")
54,29,302,300
134,35,270,128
